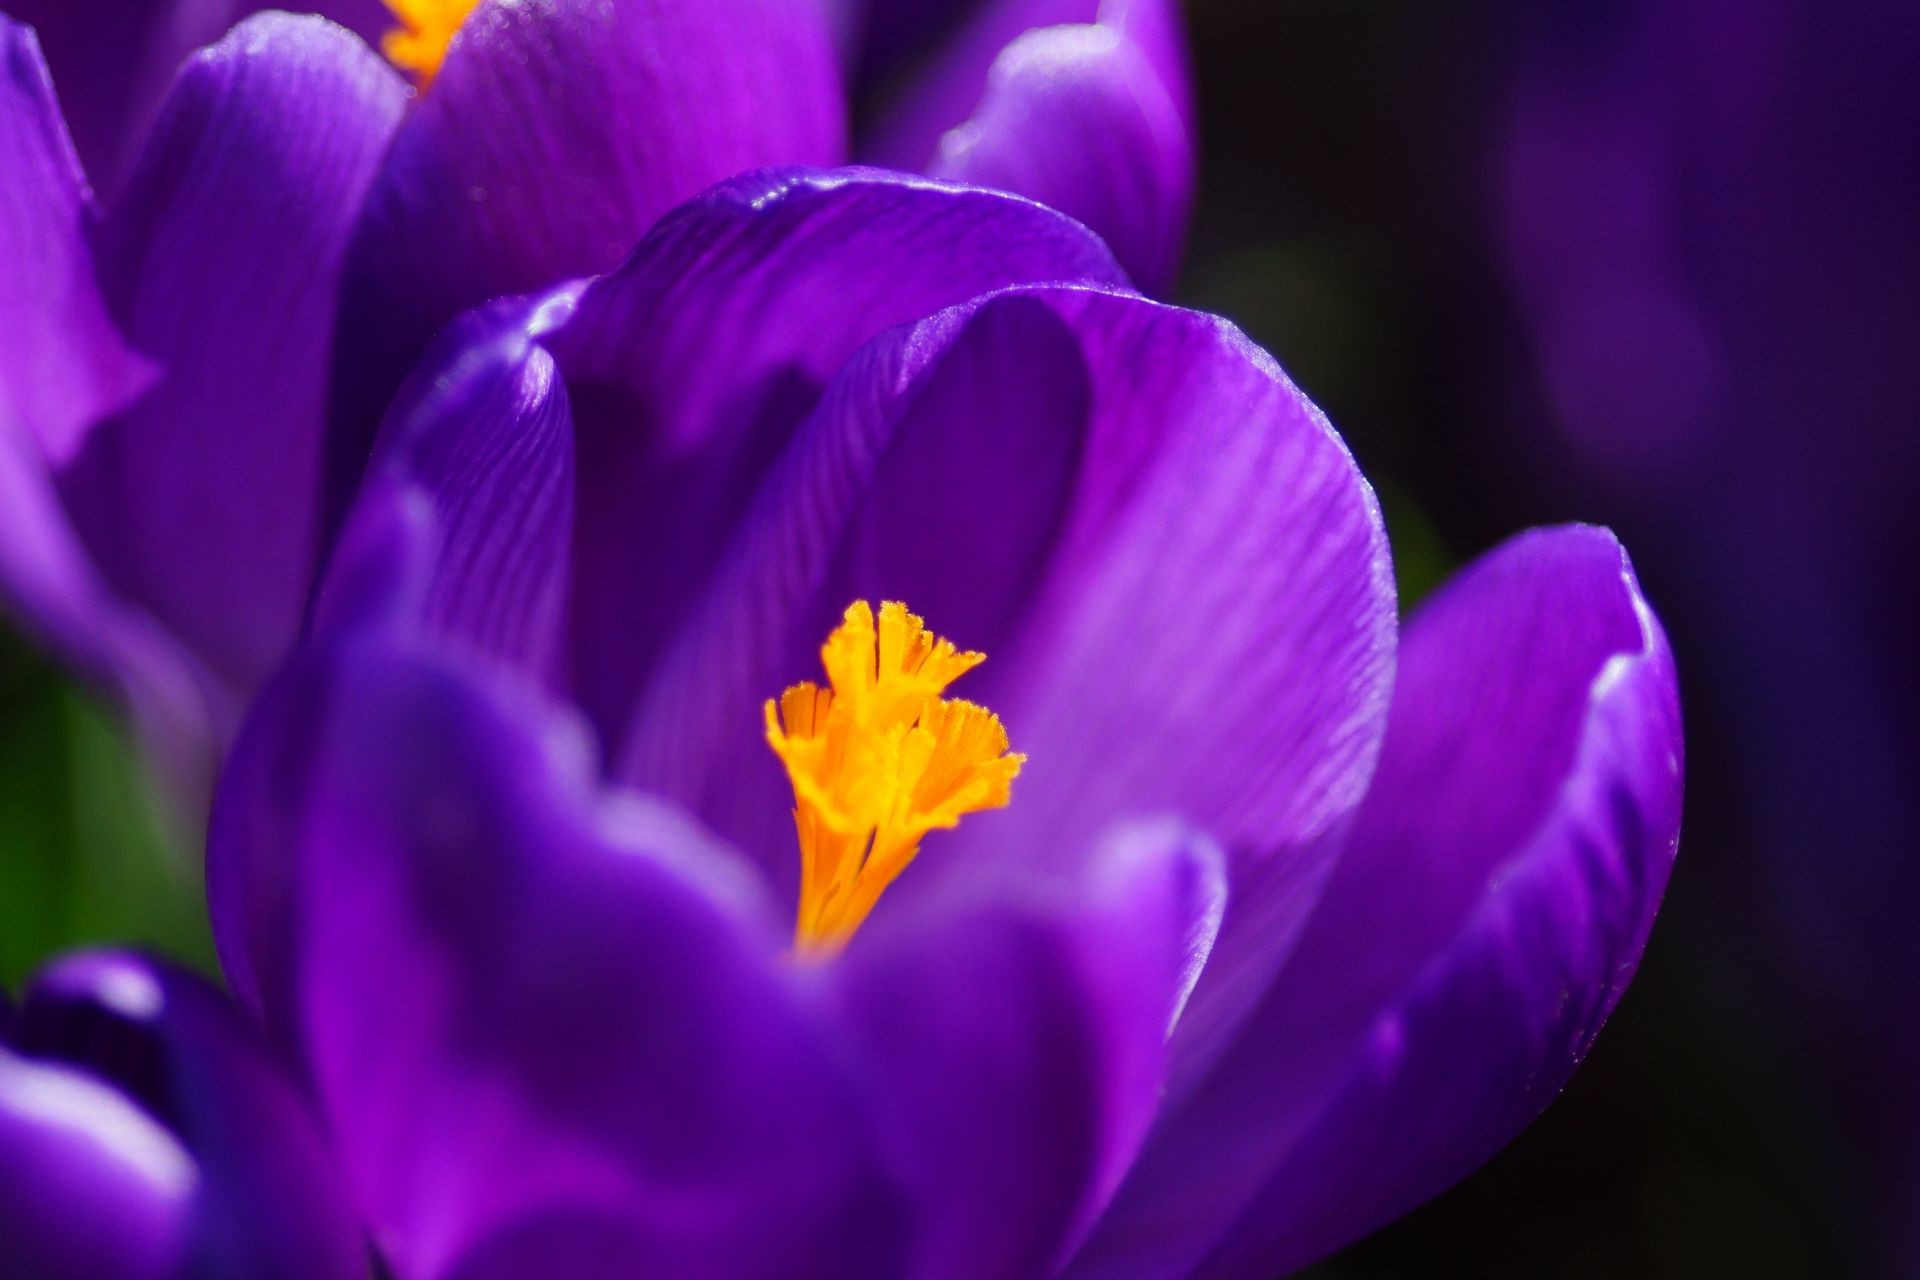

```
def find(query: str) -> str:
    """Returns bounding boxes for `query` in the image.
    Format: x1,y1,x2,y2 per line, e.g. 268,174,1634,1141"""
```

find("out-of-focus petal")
861,0,1098,167
0,1047,195,1280
860,0,1193,288
0,19,215,801
10,952,365,1280
0,17,151,464
316,289,580,685
1069,526,1683,1280
0,426,219,811
621,286,1396,1091
834,819,1221,1280
931,22,1192,293
208,639,909,1279
7,2,392,191
56,14,403,694
547,167,1128,745
327,0,848,500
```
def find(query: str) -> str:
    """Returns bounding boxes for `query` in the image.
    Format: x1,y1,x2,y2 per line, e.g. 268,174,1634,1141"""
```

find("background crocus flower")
0,0,1194,822
204,167,1684,1277
0,950,362,1279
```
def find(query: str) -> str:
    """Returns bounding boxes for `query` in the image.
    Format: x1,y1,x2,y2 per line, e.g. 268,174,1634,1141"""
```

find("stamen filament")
381,0,481,89
766,602,1024,953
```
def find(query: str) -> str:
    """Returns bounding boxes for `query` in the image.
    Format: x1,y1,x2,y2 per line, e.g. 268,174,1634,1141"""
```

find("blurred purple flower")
0,0,1192,816
183,160,1680,1274
0,950,363,1279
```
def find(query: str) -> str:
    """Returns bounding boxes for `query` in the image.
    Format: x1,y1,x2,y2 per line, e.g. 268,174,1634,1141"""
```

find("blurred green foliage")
0,628,215,991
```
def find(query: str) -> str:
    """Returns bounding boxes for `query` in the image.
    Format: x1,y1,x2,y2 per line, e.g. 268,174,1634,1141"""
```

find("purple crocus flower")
0,0,1193,819
0,950,363,1278
179,155,1681,1274
0,2,1683,1273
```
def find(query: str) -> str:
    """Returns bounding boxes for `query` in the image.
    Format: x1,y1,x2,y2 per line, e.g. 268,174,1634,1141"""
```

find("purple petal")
0,425,221,810
0,19,217,801
315,289,580,685
7,2,392,191
55,14,403,695
327,0,848,504
6,0,236,197
834,819,1222,1280
10,951,366,1280
208,638,909,1279
930,21,1193,293
860,0,1194,289
0,1047,194,1280
861,0,1102,168
1069,525,1683,1279
0,17,151,465
620,286,1396,1092
546,167,1128,745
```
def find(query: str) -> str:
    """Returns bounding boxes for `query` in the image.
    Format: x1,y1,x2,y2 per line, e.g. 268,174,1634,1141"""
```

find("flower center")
766,602,1025,954
381,0,481,89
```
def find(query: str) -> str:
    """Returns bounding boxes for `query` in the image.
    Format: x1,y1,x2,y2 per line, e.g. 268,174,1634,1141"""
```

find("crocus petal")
930,21,1193,293
55,14,403,694
315,289,580,685
0,17,150,465
327,0,849,502
7,2,392,191
0,424,220,812
209,638,908,1279
860,0,1194,289
547,167,1128,745
10,952,365,1280
0,1048,195,1280
621,285,1396,1094
0,20,215,801
1069,525,1683,1280
834,819,1222,1280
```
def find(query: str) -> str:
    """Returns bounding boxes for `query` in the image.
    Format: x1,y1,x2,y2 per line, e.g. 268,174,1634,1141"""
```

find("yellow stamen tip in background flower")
381,0,482,89
767,602,1024,954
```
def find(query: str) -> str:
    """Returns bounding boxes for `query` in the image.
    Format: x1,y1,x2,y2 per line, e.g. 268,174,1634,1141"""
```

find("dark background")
1172,0,1916,1275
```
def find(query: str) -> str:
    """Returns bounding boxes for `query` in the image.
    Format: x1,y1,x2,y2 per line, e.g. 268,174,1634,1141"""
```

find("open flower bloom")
0,0,1192,819
180,159,1687,1276
0,951,364,1279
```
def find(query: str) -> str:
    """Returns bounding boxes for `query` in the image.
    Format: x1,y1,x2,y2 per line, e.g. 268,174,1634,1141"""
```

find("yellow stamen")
381,0,482,89
766,602,1025,953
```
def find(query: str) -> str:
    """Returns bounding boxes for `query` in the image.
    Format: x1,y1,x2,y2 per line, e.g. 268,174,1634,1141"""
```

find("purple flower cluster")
0,3,1683,1277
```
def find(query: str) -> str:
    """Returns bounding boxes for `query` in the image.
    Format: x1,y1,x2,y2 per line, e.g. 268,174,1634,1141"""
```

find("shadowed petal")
315,289,580,686
0,17,150,465
931,22,1193,292
7,2,392,191
10,952,365,1280
209,639,909,1279
860,0,1193,289
0,1048,195,1280
0,19,217,801
0,426,220,811
834,819,1222,1280
1068,525,1683,1280
620,286,1396,1093
57,14,404,694
547,168,1128,745
327,0,848,502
